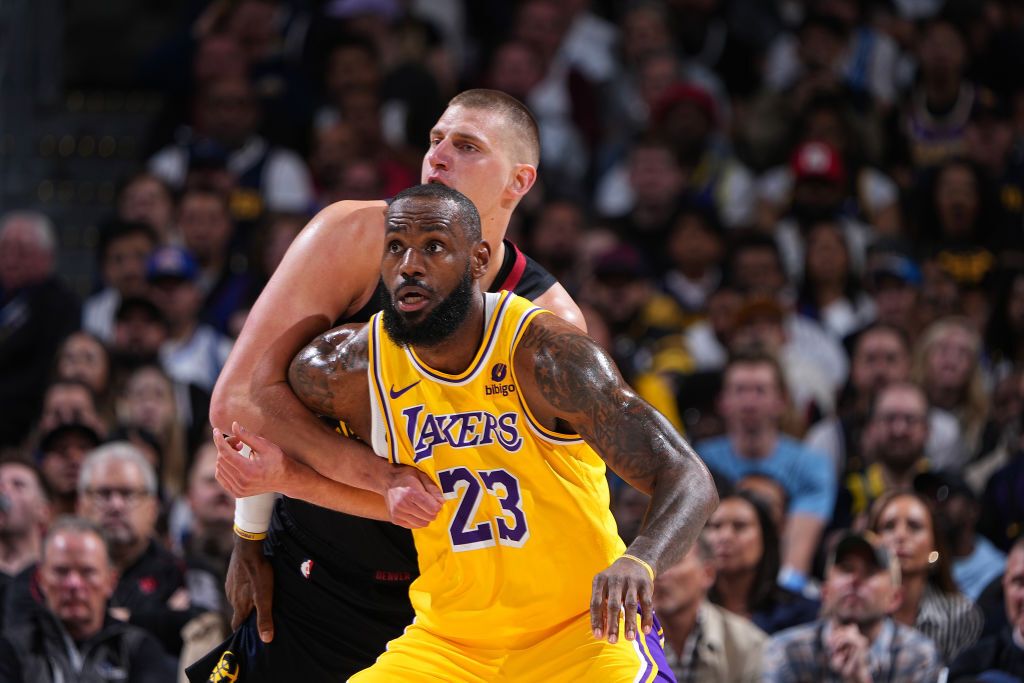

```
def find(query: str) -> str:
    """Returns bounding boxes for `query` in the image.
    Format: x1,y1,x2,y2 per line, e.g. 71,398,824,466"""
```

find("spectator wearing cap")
916,470,1007,602
148,75,314,218
112,296,169,371
863,246,924,343
655,535,768,682
0,516,177,683
762,531,942,683
773,140,873,284
948,536,1024,681
755,94,902,235
177,186,256,337
36,416,101,518
0,211,81,450
82,220,159,343
654,81,755,229
869,490,983,663
806,324,966,480
147,245,232,393
697,350,836,592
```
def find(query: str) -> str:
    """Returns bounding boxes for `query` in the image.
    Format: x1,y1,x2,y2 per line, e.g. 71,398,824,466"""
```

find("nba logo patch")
491,363,507,382
300,559,314,579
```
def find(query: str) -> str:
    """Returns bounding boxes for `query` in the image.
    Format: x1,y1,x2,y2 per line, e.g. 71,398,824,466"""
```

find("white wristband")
231,442,277,534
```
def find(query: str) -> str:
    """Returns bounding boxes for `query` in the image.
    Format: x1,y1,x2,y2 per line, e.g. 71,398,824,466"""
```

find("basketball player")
191,91,587,681
219,184,717,681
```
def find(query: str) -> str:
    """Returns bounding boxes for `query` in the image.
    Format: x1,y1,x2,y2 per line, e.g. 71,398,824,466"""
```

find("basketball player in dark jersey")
187,91,586,681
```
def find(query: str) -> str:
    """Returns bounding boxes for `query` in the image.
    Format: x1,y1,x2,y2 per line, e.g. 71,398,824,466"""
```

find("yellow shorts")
348,612,670,683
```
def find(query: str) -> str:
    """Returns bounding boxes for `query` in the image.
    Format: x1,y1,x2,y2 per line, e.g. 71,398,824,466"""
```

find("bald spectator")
0,516,176,683
0,211,80,448
656,536,767,681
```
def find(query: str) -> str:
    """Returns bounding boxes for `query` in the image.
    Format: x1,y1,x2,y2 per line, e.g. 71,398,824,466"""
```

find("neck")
111,538,149,572
924,77,960,110
169,317,198,342
815,282,844,306
730,429,777,459
0,532,40,576
411,292,488,375
716,570,756,616
51,495,76,519
894,573,926,626
880,458,922,490
663,602,701,657
952,531,975,559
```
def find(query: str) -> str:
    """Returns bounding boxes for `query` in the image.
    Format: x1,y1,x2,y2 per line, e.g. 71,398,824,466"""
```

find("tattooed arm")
515,313,718,643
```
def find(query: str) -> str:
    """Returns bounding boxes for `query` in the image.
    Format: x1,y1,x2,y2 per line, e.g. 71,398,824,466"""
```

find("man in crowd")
949,536,1024,679
0,211,80,449
763,532,941,682
655,535,767,681
77,443,196,655
697,350,835,592
0,516,175,682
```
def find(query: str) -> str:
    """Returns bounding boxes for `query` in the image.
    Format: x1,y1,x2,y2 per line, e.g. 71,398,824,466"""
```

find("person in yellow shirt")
217,183,717,681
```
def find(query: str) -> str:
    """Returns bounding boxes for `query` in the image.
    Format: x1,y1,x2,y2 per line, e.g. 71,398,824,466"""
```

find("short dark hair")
96,220,158,265
448,89,540,167
390,184,482,242
724,348,788,396
0,455,51,501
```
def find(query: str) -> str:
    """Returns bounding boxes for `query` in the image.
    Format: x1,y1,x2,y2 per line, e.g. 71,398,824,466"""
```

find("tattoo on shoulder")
518,320,663,483
289,325,368,418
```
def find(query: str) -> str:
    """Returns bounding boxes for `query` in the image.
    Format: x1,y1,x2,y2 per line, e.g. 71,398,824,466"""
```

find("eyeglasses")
83,487,151,506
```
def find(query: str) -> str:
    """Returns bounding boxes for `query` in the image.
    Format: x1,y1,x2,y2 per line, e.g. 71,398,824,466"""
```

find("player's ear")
471,240,491,279
508,163,537,199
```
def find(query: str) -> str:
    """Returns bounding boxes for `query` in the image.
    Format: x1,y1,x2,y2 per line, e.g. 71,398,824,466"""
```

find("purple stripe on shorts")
647,614,676,683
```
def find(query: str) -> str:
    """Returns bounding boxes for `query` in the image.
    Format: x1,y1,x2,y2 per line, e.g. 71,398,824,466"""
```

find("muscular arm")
209,201,398,514
515,314,718,574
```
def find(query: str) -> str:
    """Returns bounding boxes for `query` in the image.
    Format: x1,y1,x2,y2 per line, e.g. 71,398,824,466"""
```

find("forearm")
781,513,826,577
212,379,390,495
624,425,718,573
280,456,389,520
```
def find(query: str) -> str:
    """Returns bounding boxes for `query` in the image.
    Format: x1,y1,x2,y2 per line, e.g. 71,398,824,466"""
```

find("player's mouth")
396,286,431,312
426,174,448,187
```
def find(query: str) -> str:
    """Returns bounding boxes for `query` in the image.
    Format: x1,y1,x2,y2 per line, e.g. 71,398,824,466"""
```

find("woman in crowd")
913,316,993,462
117,363,188,497
796,219,874,339
54,330,116,429
705,490,819,634
869,490,983,663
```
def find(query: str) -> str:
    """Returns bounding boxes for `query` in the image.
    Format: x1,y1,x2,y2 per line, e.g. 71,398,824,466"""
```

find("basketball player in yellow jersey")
219,183,717,681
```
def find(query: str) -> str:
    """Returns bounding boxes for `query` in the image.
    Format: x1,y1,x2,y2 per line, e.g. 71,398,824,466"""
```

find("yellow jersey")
367,291,625,650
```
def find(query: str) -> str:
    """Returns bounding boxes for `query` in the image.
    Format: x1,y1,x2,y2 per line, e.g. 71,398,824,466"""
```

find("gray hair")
0,210,57,253
78,441,158,495
42,515,113,565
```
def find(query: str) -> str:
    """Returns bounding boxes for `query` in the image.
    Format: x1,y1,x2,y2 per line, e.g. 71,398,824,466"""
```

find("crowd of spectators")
3,0,1024,680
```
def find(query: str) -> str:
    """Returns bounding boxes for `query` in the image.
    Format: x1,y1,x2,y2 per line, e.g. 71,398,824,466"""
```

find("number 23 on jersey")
437,467,530,551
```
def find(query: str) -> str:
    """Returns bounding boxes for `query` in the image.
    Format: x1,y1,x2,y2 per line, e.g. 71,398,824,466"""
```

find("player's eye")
387,241,404,254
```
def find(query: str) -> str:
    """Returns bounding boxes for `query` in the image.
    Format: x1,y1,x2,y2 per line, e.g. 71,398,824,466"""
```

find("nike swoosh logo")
389,380,420,399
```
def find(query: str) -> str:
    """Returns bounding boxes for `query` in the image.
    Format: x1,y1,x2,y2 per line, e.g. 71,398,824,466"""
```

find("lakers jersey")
366,291,626,650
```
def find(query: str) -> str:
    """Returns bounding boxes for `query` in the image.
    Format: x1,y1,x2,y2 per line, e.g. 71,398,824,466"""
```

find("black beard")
382,266,475,348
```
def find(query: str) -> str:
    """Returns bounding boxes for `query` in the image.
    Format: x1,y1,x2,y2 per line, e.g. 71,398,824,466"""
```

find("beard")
382,265,475,348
